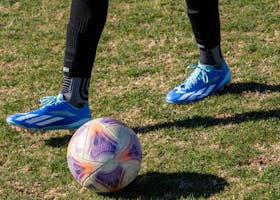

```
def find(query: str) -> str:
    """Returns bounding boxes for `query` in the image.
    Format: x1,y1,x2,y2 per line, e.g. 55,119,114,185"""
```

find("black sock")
63,0,108,77
186,0,223,69
60,0,108,108
61,76,90,108
199,44,223,69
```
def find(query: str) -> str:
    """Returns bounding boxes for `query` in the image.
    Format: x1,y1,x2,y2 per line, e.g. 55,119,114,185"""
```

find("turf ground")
0,0,279,199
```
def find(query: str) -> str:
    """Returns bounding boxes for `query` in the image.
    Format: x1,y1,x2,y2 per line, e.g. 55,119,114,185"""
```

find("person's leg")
6,0,109,131
62,0,108,108
165,0,231,104
186,0,223,69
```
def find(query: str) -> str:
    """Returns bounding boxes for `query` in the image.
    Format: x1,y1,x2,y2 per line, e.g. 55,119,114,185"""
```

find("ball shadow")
104,172,228,199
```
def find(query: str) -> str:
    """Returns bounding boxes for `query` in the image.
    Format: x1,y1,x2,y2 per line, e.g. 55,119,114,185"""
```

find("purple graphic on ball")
128,134,142,161
95,165,124,189
67,154,83,183
89,130,118,160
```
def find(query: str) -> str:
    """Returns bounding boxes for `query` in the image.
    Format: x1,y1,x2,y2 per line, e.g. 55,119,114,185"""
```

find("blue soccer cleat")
165,60,231,104
6,94,92,132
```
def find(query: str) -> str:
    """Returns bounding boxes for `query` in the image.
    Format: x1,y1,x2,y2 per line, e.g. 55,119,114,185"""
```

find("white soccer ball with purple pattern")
67,118,142,193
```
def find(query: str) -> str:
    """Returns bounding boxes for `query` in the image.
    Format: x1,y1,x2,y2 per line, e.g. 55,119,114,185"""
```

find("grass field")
1,0,279,199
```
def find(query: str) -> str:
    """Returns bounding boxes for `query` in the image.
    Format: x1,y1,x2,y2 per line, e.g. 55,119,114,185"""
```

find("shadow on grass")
45,82,279,146
217,82,280,94
134,109,280,134
104,172,228,199
45,134,72,147
45,109,280,146
132,82,280,133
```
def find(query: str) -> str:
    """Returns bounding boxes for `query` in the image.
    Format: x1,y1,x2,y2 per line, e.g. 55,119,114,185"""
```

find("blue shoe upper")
6,94,92,130
165,61,231,104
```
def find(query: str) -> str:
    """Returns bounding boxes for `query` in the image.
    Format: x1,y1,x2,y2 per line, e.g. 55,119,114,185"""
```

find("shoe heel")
219,83,232,91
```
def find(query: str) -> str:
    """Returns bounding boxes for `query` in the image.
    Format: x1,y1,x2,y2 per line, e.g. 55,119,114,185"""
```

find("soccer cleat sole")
166,82,232,104
11,125,36,134
10,125,76,134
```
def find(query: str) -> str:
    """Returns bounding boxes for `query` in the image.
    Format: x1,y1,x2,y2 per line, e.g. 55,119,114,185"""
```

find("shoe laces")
40,94,64,106
178,64,213,91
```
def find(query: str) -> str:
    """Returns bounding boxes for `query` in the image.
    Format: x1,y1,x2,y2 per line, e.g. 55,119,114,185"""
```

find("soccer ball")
67,118,142,193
